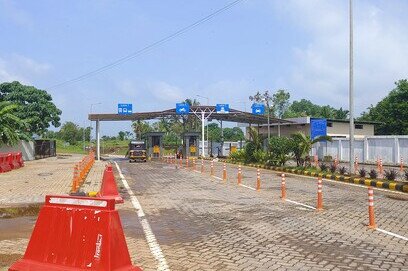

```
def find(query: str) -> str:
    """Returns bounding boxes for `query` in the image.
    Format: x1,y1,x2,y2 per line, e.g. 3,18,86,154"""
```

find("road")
116,158,408,271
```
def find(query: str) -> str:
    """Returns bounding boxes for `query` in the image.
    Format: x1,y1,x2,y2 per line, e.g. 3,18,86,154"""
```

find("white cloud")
148,81,184,102
0,54,51,84
271,0,408,111
0,0,33,29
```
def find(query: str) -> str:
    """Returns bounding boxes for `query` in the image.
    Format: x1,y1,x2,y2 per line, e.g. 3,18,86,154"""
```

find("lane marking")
212,176,223,181
193,170,201,173
285,199,316,210
239,184,256,191
114,161,170,271
376,228,408,242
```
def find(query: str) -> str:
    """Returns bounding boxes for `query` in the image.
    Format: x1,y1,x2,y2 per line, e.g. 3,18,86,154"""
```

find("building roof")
259,116,381,126
88,106,292,125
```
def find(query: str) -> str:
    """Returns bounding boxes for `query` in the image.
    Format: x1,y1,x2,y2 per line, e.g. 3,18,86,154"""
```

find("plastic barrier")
98,164,124,204
9,195,142,271
70,151,95,194
16,152,24,167
10,153,21,169
0,153,12,173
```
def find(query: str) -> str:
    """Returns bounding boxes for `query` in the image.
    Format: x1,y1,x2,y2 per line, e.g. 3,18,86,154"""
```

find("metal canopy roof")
88,106,291,125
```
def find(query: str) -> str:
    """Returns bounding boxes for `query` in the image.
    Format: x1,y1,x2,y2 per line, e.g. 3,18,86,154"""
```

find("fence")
312,136,408,165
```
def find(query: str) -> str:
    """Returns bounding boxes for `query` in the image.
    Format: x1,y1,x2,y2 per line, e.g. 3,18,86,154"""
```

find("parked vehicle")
127,141,147,162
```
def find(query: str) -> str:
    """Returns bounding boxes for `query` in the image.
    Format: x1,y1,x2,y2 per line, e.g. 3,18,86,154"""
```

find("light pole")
349,0,355,172
196,95,210,155
262,98,271,142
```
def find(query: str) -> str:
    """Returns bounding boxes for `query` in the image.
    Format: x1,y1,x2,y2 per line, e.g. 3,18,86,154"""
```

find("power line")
47,0,245,89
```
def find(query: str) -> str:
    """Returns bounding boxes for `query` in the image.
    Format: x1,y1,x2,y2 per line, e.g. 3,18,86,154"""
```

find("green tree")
359,79,408,135
223,127,245,141
132,120,152,140
291,132,332,167
0,81,62,135
117,131,126,141
268,136,293,166
272,89,290,118
59,121,80,145
207,123,222,142
0,101,30,146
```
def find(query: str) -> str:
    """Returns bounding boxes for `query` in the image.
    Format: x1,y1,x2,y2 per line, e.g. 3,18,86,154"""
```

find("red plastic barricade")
0,153,12,173
9,195,142,271
10,153,21,169
16,152,24,167
98,164,124,204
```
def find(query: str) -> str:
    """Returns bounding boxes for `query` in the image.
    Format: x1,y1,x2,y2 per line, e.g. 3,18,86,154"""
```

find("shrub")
384,169,398,181
329,163,337,173
229,149,245,162
368,169,378,179
253,149,268,163
244,142,256,163
319,163,328,172
338,166,347,175
323,155,333,162
358,168,367,178
268,136,293,166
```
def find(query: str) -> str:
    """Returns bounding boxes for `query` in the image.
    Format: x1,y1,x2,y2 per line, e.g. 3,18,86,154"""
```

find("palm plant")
0,101,29,146
291,132,332,167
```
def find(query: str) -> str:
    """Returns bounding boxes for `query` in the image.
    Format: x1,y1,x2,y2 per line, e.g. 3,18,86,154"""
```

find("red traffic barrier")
0,153,12,173
16,152,24,167
98,164,124,204
9,195,142,271
10,153,21,169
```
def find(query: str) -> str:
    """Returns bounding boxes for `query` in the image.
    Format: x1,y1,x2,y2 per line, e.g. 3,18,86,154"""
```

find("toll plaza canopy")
89,106,292,160
88,106,290,124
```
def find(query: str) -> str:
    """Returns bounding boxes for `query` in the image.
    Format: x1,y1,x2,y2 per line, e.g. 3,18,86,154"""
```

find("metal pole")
267,101,271,141
96,119,100,161
201,111,205,157
220,120,224,156
349,0,355,171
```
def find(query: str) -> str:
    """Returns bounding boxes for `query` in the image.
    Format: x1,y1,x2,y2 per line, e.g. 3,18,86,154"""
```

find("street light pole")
349,0,355,172
196,95,210,155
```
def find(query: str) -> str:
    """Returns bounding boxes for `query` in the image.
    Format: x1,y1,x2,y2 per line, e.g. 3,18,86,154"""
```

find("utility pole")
349,0,355,172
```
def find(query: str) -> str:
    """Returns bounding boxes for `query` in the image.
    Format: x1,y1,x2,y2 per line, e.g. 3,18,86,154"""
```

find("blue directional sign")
310,118,327,139
251,103,265,115
176,103,190,115
118,103,133,115
216,104,230,114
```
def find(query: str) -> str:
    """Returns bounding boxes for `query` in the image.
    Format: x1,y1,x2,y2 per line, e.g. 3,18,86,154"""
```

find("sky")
1,0,407,136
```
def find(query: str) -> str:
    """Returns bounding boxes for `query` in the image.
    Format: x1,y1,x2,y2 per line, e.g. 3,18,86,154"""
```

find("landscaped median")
202,157,408,193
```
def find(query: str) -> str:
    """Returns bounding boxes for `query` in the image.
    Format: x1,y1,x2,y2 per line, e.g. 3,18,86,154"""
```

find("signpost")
176,103,190,115
310,118,327,139
118,104,132,115
251,103,265,115
216,104,230,114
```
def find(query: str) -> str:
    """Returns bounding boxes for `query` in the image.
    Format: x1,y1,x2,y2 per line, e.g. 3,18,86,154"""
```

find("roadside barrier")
256,168,261,191
8,195,142,271
98,164,124,204
237,165,242,185
211,160,214,176
223,162,227,181
0,153,12,173
10,153,21,169
0,152,24,173
317,177,323,210
201,159,204,173
70,151,95,193
368,187,376,229
281,173,286,200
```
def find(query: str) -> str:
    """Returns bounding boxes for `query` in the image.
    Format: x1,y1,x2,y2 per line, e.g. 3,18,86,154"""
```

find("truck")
127,140,147,162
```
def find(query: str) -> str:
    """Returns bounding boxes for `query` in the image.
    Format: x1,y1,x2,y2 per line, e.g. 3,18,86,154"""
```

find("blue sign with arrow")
216,104,230,114
118,103,133,115
251,103,265,115
176,103,190,115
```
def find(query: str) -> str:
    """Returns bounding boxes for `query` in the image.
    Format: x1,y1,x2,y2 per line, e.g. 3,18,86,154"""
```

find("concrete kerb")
201,157,408,193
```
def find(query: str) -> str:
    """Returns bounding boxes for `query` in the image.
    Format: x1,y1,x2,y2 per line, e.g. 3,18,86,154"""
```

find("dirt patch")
0,253,23,269
0,204,42,219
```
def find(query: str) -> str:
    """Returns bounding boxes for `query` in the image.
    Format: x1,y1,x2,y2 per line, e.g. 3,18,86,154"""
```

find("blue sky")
1,0,407,136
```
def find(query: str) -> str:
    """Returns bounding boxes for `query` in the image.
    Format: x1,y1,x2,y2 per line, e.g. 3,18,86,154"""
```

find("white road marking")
212,176,223,181
376,228,408,242
285,199,316,210
193,170,201,173
239,184,256,191
114,162,170,271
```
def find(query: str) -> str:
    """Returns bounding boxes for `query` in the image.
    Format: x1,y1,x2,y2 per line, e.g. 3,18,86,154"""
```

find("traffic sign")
118,103,133,115
310,118,327,139
251,103,265,115
216,104,230,114
176,103,190,115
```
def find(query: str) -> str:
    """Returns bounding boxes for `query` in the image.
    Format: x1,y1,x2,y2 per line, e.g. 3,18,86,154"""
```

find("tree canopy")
359,79,408,135
0,81,62,136
0,101,30,146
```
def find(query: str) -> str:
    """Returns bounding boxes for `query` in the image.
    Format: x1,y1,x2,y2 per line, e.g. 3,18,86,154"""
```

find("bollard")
193,158,196,171
70,164,79,193
211,160,214,176
314,155,318,168
400,156,404,172
368,187,376,229
256,168,261,191
179,157,183,168
317,177,323,211
334,156,338,167
354,156,358,174
281,173,286,200
201,159,204,173
223,162,227,181
186,157,189,169
237,165,242,185
379,158,383,176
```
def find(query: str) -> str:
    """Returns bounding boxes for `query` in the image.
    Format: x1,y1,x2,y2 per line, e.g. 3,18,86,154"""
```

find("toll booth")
145,132,165,159
182,132,200,158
